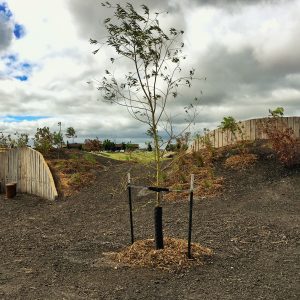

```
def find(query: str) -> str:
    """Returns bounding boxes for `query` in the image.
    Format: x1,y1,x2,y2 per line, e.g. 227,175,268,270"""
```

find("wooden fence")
190,116,300,152
0,147,58,200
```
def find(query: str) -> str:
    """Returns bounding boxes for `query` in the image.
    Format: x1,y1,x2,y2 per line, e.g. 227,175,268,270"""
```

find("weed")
202,179,213,189
69,173,81,185
69,153,80,160
83,153,97,164
159,172,167,183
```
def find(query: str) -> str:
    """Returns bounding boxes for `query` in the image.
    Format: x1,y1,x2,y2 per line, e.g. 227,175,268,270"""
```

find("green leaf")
89,38,98,44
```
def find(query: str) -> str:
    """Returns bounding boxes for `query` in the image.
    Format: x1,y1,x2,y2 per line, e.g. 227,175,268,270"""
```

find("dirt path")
0,157,299,299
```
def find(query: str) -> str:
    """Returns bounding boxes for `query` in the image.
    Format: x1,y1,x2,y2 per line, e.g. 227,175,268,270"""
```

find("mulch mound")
224,153,258,170
109,238,213,271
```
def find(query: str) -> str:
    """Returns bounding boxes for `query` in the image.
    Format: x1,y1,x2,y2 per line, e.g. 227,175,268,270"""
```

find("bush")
262,109,298,166
84,138,102,151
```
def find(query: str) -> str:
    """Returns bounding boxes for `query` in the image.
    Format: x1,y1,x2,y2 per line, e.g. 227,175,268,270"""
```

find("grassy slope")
98,151,156,164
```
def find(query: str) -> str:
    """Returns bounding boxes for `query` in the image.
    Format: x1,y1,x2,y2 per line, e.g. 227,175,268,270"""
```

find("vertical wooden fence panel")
0,147,58,200
190,116,300,152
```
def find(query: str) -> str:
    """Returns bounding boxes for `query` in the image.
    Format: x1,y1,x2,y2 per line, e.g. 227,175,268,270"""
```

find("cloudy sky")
0,0,299,145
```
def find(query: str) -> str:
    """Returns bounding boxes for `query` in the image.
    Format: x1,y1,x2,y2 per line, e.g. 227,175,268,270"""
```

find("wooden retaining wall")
191,116,300,152
0,147,58,200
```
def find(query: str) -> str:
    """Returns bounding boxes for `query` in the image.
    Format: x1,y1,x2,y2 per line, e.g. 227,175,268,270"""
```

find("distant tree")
121,142,126,151
84,138,103,151
33,127,54,154
125,142,135,152
66,127,77,143
165,143,176,152
103,139,115,151
0,132,10,148
0,132,29,148
15,132,29,147
146,142,152,152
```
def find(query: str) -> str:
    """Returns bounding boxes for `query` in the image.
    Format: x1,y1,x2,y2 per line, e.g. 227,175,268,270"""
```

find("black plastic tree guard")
154,205,164,250
187,174,194,258
127,173,134,244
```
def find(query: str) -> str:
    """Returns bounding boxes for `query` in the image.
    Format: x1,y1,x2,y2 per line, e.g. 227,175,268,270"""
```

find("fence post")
187,174,194,259
127,173,134,244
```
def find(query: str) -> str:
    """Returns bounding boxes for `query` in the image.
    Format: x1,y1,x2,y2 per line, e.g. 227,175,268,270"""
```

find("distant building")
66,141,83,150
114,143,139,152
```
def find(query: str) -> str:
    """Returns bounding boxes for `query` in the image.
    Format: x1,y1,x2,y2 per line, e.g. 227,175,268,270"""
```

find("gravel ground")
0,155,299,300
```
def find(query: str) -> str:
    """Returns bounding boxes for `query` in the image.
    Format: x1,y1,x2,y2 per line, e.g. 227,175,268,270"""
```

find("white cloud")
0,0,299,145
0,14,12,52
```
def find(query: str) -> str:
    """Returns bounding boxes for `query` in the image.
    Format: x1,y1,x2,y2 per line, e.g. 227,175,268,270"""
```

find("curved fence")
190,116,300,152
0,147,58,200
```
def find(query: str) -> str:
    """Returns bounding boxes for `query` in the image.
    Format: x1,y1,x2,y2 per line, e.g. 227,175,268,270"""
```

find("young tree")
66,127,77,143
53,131,64,147
33,127,54,155
53,131,64,158
91,2,201,248
269,107,284,117
219,116,243,141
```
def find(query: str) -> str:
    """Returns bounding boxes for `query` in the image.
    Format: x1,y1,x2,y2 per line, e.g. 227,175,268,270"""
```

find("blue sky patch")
4,115,49,122
0,2,12,20
14,75,28,81
22,63,31,69
1,54,34,81
13,23,26,39
4,54,17,67
0,2,25,39
7,54,17,62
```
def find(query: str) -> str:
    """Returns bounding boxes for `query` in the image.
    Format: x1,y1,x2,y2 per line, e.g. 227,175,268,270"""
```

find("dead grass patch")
164,152,223,201
110,238,213,271
47,151,102,197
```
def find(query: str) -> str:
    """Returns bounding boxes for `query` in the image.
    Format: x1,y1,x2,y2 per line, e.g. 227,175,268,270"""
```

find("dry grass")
109,238,213,271
47,151,102,197
224,153,258,170
164,151,223,201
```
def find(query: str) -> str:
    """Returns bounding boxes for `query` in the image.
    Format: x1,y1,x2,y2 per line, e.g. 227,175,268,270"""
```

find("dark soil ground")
0,153,299,299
